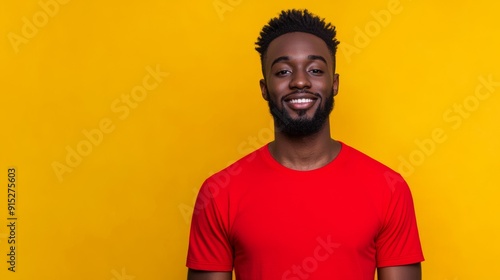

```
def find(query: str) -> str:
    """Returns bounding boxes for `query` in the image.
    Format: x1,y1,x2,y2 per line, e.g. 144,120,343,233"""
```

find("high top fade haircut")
255,9,340,75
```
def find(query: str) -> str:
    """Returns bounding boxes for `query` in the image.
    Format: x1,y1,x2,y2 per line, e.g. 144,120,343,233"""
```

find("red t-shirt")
187,142,424,279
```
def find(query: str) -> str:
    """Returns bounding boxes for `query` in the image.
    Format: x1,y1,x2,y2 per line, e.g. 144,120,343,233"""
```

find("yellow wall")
1,0,499,279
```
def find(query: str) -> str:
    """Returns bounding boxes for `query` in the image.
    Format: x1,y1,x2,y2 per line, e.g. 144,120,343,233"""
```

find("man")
187,9,424,280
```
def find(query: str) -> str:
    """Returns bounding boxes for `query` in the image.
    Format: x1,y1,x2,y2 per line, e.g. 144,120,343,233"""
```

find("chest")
230,179,382,260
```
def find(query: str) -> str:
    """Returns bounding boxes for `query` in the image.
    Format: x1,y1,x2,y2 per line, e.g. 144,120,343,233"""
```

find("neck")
269,120,341,171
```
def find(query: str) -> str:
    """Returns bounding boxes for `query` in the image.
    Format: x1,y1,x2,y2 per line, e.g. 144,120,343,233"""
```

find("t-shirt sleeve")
186,179,233,271
376,172,425,267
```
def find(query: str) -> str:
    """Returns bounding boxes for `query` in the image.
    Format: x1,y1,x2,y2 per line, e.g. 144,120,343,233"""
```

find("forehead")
264,32,331,66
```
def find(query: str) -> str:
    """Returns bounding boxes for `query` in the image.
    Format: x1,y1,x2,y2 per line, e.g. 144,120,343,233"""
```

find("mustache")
282,90,321,101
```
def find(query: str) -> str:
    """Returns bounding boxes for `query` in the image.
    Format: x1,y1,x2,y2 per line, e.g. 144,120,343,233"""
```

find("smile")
288,98,314,104
285,97,317,111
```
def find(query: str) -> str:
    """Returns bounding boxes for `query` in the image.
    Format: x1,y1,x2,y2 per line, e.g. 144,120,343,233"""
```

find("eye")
309,69,324,75
275,69,291,76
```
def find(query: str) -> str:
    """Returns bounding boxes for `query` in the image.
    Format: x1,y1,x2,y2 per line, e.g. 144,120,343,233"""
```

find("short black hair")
255,9,340,73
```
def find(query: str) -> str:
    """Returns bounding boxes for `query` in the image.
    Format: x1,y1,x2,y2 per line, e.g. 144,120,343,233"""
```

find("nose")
289,70,311,89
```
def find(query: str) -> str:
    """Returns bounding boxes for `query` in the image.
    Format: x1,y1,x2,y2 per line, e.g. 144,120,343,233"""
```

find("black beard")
267,90,334,138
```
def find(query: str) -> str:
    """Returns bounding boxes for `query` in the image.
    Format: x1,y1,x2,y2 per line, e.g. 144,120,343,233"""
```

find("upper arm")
376,173,424,267
187,269,232,280
186,179,233,272
377,263,421,280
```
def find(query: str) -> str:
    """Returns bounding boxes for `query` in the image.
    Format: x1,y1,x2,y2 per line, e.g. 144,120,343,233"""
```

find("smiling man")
187,9,424,280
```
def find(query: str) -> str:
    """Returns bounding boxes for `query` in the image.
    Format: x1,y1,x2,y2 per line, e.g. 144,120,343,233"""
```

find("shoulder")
193,145,268,216
339,142,409,194
341,142,397,174
201,144,268,190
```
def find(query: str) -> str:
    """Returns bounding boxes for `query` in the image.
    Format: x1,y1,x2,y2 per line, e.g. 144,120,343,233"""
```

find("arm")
376,173,424,277
187,269,232,280
187,179,233,279
377,263,421,280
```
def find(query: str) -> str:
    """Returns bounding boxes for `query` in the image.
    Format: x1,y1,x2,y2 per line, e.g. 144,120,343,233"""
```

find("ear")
332,73,339,97
260,79,269,101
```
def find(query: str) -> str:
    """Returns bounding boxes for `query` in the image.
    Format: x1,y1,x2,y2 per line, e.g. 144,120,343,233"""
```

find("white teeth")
289,98,313,104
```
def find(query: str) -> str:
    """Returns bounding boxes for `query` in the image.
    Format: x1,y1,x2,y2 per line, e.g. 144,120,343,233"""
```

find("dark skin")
260,32,341,171
187,270,231,280
187,31,421,280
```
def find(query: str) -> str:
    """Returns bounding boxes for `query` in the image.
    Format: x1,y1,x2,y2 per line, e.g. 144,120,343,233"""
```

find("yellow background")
1,0,499,279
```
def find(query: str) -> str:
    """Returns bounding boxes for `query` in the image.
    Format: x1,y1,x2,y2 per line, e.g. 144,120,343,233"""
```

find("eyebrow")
270,55,328,68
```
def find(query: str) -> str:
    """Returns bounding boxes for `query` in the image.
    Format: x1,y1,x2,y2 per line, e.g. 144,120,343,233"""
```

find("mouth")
283,93,319,111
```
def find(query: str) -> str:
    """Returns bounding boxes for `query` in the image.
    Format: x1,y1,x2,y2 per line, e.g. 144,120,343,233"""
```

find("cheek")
267,77,284,87
314,80,332,94
266,80,289,97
